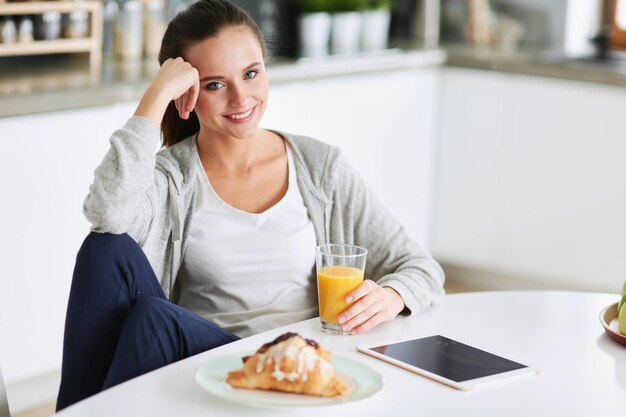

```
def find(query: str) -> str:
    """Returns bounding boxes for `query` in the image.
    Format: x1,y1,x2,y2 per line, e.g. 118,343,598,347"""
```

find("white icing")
254,337,331,382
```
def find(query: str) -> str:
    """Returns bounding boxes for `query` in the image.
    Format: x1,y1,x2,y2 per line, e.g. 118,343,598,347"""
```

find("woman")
56,0,444,410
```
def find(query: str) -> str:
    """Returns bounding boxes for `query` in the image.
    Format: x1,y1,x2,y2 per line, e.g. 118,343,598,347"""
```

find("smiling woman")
54,0,444,412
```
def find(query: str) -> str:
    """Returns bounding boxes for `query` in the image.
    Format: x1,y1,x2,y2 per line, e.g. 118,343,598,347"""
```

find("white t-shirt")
176,144,318,337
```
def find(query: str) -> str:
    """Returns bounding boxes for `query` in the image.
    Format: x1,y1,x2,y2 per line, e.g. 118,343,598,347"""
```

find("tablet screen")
368,335,527,383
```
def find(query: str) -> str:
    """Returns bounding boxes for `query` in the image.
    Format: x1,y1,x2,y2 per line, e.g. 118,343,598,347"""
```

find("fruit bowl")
599,303,626,347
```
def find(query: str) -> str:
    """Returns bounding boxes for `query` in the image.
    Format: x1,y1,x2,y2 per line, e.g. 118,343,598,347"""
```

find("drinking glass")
316,244,367,335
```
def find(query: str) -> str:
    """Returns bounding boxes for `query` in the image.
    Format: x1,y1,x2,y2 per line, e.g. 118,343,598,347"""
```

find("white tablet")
357,335,539,390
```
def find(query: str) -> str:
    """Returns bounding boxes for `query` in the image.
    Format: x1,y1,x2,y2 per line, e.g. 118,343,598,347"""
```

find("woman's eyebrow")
199,62,262,82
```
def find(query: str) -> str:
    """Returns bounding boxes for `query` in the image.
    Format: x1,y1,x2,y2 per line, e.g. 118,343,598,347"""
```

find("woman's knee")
70,232,164,304
76,232,140,265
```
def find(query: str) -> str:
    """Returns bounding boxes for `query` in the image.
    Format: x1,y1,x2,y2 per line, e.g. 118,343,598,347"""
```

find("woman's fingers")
158,57,200,113
340,300,379,332
179,79,199,119
350,312,385,335
134,57,199,126
345,280,376,304
181,91,189,119
187,79,200,113
339,280,378,321
338,281,405,335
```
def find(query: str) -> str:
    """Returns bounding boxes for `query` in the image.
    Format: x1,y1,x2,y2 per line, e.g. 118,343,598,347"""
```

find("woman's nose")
228,82,246,108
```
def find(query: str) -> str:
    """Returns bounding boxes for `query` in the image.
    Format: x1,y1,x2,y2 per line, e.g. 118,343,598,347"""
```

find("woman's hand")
338,280,405,335
134,57,200,127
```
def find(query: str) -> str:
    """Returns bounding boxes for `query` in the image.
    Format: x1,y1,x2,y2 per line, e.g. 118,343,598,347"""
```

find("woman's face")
185,26,268,140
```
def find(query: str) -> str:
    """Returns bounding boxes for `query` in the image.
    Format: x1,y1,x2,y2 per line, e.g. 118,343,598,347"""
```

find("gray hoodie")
84,116,444,318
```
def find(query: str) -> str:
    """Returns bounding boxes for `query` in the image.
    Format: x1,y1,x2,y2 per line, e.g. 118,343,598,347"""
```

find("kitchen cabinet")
434,67,626,293
432,68,507,268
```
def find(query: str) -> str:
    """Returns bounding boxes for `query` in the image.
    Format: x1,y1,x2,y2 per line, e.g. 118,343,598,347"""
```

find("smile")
224,106,255,121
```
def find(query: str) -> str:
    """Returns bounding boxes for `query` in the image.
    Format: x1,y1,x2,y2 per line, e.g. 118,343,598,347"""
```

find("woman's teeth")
227,108,253,120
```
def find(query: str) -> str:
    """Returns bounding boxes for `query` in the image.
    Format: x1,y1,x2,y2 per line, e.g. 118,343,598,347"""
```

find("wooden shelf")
0,1,100,15
0,1,102,67
0,38,97,56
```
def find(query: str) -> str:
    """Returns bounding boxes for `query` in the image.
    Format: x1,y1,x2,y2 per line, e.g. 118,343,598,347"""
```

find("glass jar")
114,0,143,59
34,11,62,40
16,16,33,43
143,0,166,57
0,18,17,44
62,10,89,39
102,0,118,56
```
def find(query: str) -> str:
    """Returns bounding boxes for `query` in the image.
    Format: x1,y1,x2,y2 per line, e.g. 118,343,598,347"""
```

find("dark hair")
158,0,267,147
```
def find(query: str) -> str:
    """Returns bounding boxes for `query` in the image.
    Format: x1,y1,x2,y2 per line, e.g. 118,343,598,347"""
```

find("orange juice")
317,266,364,324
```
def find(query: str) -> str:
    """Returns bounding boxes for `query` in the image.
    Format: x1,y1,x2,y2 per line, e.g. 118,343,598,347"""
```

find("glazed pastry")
226,332,348,397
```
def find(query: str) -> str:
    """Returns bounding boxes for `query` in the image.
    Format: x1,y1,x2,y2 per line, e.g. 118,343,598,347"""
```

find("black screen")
370,335,527,382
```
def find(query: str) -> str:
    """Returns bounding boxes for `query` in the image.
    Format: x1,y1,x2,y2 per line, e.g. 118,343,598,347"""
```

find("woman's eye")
244,70,258,80
206,82,224,91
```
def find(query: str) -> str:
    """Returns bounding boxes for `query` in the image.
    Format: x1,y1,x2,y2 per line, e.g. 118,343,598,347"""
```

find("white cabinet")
503,75,626,290
0,102,136,406
263,68,441,248
433,68,507,267
434,67,626,292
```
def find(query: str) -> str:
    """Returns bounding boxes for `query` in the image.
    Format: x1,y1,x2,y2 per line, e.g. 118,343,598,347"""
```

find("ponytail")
161,102,200,148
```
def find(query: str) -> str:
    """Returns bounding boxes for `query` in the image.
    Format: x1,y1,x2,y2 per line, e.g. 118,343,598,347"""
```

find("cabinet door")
263,68,441,248
436,67,626,293
433,68,507,267
502,75,626,291
0,105,121,383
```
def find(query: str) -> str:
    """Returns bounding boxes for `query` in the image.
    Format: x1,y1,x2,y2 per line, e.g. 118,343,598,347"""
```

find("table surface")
55,291,626,417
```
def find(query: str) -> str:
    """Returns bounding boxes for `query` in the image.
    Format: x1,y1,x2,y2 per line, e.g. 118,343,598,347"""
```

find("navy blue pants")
55,233,239,411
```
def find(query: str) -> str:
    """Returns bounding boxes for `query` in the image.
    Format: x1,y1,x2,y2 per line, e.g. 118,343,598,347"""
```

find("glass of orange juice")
316,244,367,335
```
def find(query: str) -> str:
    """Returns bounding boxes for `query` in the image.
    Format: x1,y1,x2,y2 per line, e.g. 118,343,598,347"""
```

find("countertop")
0,48,446,118
54,291,626,417
444,44,626,87
2,43,626,119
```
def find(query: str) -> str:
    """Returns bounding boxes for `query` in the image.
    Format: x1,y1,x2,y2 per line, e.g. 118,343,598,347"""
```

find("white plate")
195,352,383,409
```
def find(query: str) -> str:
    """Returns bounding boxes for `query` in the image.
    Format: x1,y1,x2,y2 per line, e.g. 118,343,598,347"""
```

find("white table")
55,291,626,417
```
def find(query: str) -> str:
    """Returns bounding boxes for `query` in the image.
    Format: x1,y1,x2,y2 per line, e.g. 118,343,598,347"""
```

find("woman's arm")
134,57,200,125
83,58,200,240
83,117,163,240
324,150,445,335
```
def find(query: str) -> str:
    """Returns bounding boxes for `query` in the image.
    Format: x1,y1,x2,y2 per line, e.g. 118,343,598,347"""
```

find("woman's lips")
223,106,256,124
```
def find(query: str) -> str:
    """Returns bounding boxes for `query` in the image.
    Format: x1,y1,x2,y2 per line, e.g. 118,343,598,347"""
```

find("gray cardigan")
84,116,445,315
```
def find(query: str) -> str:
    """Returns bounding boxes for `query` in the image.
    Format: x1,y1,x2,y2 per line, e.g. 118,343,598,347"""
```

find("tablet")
357,335,539,390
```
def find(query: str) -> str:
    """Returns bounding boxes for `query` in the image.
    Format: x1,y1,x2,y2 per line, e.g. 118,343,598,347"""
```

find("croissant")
226,332,348,397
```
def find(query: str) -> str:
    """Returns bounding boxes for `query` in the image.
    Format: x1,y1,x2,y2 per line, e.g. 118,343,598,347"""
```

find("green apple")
620,303,626,335
619,293,626,315
622,280,626,296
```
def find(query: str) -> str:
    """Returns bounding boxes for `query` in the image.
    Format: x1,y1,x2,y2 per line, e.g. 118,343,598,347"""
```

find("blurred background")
1,0,625,415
